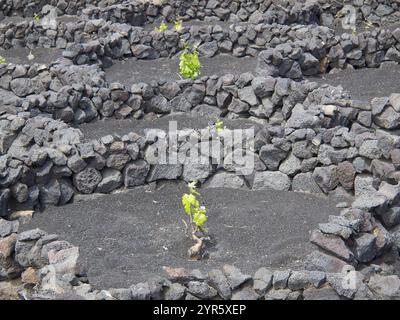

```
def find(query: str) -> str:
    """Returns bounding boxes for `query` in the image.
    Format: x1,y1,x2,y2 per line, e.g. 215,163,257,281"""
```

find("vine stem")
186,202,204,260
188,229,204,261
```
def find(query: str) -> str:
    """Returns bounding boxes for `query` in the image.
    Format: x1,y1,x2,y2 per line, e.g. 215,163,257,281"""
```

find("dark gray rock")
184,85,205,106
39,179,61,206
251,76,276,98
96,169,122,193
265,288,295,300
123,160,150,187
292,172,322,193
198,41,219,58
352,233,377,263
252,171,291,191
272,270,291,289
279,153,301,176
130,282,151,300
187,281,217,299
10,78,37,97
147,164,182,182
207,269,231,299
73,168,102,194
327,269,365,299
131,45,157,59
312,165,338,193
228,97,250,114
286,104,320,128
238,87,258,107
379,206,400,228
67,154,87,173
0,189,10,217
374,106,400,129
287,270,326,290
222,265,251,290
164,283,186,300
253,267,273,295
0,219,19,237
259,144,287,170
304,250,348,273
144,95,171,114
318,222,353,239
105,152,130,171
203,172,246,189
231,286,259,300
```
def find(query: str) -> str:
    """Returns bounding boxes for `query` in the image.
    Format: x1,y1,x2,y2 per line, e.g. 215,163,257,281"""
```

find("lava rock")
207,269,231,299
352,233,377,263
252,171,291,191
123,160,150,187
0,189,10,217
222,265,251,290
73,168,102,194
253,267,273,295
287,270,326,290
186,281,217,299
96,169,122,193
310,230,354,262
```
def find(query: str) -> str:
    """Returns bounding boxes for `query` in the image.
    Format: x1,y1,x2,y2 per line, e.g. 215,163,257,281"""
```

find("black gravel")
309,64,400,102
22,180,341,289
0,47,64,65
78,114,264,141
104,54,258,86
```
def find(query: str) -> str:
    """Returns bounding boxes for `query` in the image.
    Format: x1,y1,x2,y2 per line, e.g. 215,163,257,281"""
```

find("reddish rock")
21,267,39,285
163,266,191,282
310,230,354,262
337,161,355,190
0,234,17,259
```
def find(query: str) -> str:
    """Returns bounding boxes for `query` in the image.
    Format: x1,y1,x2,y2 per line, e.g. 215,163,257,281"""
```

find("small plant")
179,43,201,80
207,118,226,136
215,118,225,134
154,21,168,32
0,55,6,65
181,181,208,260
174,18,183,31
363,19,375,31
33,13,40,24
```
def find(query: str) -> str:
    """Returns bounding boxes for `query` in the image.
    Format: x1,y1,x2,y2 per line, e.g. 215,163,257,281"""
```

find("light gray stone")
252,171,291,191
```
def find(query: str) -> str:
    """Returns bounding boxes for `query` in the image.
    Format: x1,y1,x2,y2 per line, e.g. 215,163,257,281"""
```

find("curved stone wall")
1,0,400,301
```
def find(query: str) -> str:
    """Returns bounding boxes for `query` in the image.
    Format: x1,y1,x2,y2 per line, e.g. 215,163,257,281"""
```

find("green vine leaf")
179,46,201,80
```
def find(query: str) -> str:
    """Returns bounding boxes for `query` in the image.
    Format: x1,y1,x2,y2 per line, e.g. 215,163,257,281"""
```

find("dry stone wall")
2,15,400,80
2,0,400,300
